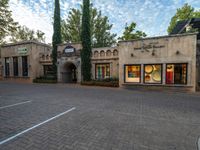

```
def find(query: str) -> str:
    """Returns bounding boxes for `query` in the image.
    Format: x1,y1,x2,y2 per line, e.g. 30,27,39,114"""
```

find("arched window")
106,50,111,56
94,51,99,57
46,55,49,60
113,49,118,56
42,55,45,60
100,50,105,57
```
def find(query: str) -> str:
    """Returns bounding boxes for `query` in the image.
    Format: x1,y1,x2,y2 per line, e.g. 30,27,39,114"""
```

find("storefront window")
125,65,141,83
13,57,18,76
5,57,10,77
166,64,187,84
144,64,162,84
95,64,110,79
22,56,28,76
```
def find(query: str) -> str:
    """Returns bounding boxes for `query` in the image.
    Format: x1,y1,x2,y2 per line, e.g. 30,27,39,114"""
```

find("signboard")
18,47,28,55
64,48,74,53
134,42,165,51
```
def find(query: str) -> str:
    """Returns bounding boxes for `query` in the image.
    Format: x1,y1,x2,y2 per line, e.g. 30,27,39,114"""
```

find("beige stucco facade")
0,41,52,82
57,43,119,83
0,33,199,92
118,33,198,92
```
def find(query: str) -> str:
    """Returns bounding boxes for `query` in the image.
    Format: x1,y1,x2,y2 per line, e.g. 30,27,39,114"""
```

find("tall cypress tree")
81,0,92,81
52,0,61,77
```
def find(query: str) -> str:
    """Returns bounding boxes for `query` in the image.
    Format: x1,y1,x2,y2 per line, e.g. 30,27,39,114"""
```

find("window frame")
22,56,28,77
165,63,188,85
13,57,19,76
143,64,163,84
95,63,110,80
124,64,141,83
5,57,10,77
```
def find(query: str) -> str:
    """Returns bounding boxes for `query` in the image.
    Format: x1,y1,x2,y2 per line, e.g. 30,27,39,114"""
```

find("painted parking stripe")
0,107,76,145
198,136,200,150
0,101,31,109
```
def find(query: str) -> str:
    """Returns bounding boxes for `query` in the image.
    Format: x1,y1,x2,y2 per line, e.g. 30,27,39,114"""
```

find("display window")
5,57,10,77
95,64,110,79
144,64,162,84
22,56,28,76
13,57,18,76
124,65,141,83
166,64,187,84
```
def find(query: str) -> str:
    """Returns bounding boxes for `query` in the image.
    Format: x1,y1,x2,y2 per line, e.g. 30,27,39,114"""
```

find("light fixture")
176,50,180,55
131,53,134,57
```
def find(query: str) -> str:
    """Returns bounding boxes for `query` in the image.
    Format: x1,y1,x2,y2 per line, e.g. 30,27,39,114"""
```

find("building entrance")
62,63,77,83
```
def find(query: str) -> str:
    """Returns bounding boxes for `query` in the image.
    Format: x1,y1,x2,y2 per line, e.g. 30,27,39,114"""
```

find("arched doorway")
62,62,77,83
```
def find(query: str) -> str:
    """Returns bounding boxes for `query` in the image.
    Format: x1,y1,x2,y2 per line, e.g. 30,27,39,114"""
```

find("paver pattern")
0,82,200,150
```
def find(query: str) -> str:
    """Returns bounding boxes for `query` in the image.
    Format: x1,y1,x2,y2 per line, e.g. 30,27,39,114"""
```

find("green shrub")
33,76,57,84
81,80,119,87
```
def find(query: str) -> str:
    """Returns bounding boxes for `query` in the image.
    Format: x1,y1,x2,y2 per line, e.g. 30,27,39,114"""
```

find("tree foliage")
81,0,92,81
119,22,147,41
52,0,62,76
167,3,200,34
61,5,116,48
10,25,45,42
0,0,18,44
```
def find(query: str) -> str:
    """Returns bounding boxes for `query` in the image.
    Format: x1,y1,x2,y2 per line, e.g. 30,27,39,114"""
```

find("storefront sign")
134,42,165,51
18,47,28,55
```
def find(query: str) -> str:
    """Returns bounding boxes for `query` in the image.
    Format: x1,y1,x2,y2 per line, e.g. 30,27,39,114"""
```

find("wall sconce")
131,53,134,57
176,50,180,55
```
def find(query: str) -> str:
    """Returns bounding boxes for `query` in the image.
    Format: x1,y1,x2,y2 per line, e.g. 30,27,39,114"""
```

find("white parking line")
0,107,76,145
0,101,31,109
198,136,200,150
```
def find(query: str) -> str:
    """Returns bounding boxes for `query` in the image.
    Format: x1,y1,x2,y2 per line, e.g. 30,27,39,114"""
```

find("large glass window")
95,64,110,79
13,57,18,76
144,64,162,84
22,56,28,76
166,64,187,84
5,57,10,77
125,65,141,83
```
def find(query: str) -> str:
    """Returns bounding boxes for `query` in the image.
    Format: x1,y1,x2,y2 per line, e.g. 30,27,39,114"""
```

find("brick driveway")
0,82,200,150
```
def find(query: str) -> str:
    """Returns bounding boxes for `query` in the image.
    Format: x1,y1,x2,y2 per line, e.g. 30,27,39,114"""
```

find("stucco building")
0,41,52,82
0,33,199,92
118,33,199,92
57,43,119,83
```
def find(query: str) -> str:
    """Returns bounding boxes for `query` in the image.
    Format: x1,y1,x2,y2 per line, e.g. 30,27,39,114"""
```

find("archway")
62,62,77,83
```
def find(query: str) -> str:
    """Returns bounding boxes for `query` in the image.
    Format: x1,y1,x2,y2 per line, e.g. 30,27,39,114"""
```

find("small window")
166,64,187,84
46,55,49,60
125,65,141,83
44,65,53,76
94,51,99,57
144,64,162,84
106,50,111,57
113,50,118,56
100,51,105,57
95,64,110,79
42,55,45,60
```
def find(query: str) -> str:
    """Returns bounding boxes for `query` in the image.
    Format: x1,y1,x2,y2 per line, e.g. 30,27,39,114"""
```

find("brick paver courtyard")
0,82,200,150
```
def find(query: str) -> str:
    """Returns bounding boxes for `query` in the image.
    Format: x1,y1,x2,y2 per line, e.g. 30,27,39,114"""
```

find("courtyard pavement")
0,82,200,150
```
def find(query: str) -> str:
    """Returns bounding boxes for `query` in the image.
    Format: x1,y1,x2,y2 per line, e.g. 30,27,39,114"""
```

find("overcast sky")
9,0,200,43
